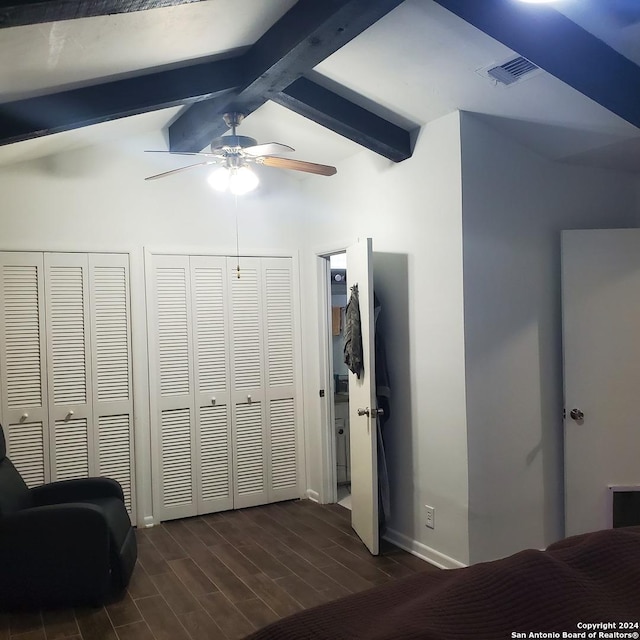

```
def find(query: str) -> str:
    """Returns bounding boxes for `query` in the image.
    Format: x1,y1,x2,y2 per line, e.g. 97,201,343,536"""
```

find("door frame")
144,247,307,524
315,245,350,505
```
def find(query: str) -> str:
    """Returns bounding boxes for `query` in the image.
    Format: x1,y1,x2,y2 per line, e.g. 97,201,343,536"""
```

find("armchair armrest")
30,476,124,506
0,503,111,606
0,503,108,543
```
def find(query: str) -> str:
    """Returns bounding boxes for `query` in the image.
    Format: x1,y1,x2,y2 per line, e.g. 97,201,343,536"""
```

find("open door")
562,229,640,536
346,238,379,555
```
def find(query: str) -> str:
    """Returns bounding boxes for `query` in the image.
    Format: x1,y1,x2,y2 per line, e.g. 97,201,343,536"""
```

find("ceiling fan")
145,112,337,194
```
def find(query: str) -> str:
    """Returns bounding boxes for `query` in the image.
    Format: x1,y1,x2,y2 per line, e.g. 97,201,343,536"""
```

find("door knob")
358,407,385,417
569,408,584,421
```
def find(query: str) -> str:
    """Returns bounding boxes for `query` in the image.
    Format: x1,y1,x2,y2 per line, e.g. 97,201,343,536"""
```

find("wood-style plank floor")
1,500,439,640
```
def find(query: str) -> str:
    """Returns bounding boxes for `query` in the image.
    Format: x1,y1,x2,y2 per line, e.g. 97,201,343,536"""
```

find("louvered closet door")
151,255,197,520
228,258,268,509
44,253,93,482
89,254,135,517
262,258,299,502
191,257,233,514
0,253,49,486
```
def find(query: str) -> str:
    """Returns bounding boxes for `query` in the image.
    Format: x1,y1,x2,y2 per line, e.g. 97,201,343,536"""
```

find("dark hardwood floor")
1,500,439,640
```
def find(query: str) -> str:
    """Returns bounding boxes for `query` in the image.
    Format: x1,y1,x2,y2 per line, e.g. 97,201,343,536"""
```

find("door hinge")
319,389,325,398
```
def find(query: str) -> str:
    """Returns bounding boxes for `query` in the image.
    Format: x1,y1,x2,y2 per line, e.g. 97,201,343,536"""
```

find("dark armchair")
0,424,137,609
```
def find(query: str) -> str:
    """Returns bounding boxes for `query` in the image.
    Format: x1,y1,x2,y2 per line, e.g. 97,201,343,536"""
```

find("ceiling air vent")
483,56,540,86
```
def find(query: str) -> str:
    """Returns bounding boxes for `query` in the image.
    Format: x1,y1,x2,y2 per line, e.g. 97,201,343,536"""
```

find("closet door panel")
97,413,133,511
5,422,46,486
191,257,232,513
263,259,299,501
151,255,196,520
53,417,89,480
228,258,267,508
89,254,135,516
44,253,93,481
160,407,194,510
268,397,297,495
0,253,49,486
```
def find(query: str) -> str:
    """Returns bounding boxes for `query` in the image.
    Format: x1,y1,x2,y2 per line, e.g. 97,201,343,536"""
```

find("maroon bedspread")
244,527,640,640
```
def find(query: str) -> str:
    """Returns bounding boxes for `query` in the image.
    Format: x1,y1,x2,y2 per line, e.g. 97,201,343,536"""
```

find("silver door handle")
357,408,384,417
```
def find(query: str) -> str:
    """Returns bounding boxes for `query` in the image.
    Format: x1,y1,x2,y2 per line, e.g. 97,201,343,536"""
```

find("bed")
244,526,640,640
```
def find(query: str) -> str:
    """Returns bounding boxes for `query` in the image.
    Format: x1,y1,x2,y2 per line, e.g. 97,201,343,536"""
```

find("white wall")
0,131,308,524
460,112,639,563
298,112,471,567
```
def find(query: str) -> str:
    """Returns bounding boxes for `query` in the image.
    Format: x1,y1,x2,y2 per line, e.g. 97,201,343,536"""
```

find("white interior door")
44,253,93,482
228,257,268,509
89,253,135,517
346,238,378,555
150,255,197,520
562,229,640,536
262,258,299,503
191,256,233,514
0,252,49,487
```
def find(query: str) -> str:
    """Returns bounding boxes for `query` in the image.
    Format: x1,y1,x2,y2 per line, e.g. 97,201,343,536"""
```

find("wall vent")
480,56,540,86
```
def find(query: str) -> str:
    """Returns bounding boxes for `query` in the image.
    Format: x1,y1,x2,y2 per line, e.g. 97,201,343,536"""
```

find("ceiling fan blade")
260,156,337,176
243,142,295,157
144,160,217,181
145,150,222,158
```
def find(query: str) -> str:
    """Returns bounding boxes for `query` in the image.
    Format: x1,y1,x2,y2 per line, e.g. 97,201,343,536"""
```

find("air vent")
610,0,640,27
481,56,540,86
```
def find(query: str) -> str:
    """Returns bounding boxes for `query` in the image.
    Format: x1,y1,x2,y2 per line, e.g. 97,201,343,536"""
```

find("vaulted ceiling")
1,0,639,173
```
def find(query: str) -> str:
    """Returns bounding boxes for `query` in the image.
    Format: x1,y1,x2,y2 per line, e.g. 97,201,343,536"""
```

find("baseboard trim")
383,528,467,569
305,489,320,503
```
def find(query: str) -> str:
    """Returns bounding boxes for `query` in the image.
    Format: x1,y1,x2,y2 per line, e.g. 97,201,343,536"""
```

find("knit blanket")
244,527,640,640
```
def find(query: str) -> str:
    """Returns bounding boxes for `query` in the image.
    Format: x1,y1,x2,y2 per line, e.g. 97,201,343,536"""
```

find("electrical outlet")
425,505,435,529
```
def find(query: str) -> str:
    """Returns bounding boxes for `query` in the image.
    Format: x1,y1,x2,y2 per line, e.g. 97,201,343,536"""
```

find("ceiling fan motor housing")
210,135,258,153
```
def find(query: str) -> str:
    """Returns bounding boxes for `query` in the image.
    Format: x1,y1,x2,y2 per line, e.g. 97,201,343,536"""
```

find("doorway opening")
328,252,352,510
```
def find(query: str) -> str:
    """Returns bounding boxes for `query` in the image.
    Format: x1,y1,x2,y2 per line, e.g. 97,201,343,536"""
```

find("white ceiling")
0,0,639,174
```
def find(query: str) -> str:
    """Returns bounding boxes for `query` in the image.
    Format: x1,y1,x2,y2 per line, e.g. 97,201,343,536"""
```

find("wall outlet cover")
425,505,435,529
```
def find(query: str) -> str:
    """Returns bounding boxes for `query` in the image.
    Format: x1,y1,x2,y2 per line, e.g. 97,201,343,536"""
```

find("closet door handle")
21,413,29,421
65,410,74,420
247,394,252,403
211,397,216,405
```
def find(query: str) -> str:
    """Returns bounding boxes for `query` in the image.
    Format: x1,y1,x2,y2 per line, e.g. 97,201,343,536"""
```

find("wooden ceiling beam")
273,77,412,162
169,0,406,153
0,0,202,28
0,57,241,146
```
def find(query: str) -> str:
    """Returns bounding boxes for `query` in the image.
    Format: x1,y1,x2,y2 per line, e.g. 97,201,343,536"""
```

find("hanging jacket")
343,284,364,378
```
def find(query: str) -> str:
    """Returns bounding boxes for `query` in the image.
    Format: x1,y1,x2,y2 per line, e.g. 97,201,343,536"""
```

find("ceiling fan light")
229,166,259,195
208,166,230,192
